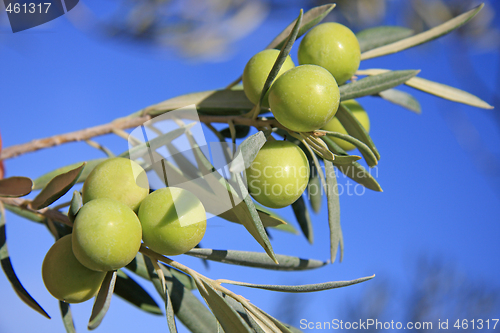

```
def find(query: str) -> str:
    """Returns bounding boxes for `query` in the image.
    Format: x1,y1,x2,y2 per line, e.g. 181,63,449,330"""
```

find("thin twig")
1,115,282,161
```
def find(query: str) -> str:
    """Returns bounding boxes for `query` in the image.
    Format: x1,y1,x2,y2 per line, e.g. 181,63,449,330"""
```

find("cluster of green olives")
42,157,207,303
243,22,370,209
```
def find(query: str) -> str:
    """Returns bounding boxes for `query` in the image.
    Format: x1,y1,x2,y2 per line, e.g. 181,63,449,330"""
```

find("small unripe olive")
246,140,309,209
42,235,106,303
82,157,149,212
298,22,360,85
322,100,370,151
268,64,340,133
243,49,295,106
72,198,142,272
138,187,206,256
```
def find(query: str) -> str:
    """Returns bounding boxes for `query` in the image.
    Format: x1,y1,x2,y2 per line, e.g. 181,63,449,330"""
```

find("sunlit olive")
72,198,142,271
243,49,295,106
268,64,339,132
322,100,370,151
82,157,149,212
298,22,360,85
138,187,206,256
246,140,309,209
42,235,106,303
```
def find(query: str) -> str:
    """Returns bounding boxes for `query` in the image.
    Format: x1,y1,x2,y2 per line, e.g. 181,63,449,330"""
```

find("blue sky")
1,2,499,332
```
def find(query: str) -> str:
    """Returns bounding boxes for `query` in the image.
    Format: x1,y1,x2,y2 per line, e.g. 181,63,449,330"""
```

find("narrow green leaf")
258,10,303,107
356,26,414,53
67,191,82,224
324,160,342,263
134,90,255,118
340,70,420,101
59,301,76,333
323,131,378,167
0,177,33,198
322,138,383,192
164,141,202,181
336,103,380,163
88,270,117,330
358,68,493,109
186,248,326,271
33,159,105,190
291,196,314,244
220,125,251,139
4,203,45,224
165,286,178,333
126,254,218,333
196,279,253,333
31,163,85,210
267,4,336,50
230,131,266,173
378,88,422,113
114,270,163,315
234,173,278,264
361,4,484,60
307,174,322,213
219,275,375,292
312,139,361,165
0,202,50,319
254,205,297,234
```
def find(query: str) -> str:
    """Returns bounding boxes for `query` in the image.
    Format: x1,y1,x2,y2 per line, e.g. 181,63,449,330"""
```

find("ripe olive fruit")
243,49,295,106
82,157,149,212
138,187,206,256
298,22,360,85
72,198,142,271
268,64,339,133
322,100,370,151
42,235,106,303
246,140,309,209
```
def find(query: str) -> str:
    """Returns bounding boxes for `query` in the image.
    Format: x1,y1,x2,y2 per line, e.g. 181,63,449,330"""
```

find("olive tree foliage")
0,3,494,333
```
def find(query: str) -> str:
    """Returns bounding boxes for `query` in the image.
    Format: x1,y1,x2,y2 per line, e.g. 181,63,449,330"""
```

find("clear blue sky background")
1,2,499,333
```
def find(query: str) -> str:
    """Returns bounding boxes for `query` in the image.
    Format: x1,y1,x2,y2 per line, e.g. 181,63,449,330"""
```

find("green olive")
246,140,309,209
268,64,340,133
322,100,370,151
243,49,295,106
82,157,149,212
138,187,206,256
298,22,360,85
72,198,142,271
42,235,106,303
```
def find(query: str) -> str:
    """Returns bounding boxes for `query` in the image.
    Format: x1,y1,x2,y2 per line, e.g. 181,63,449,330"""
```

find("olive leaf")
196,279,253,333
256,9,303,111
307,173,322,214
340,69,420,101
378,88,422,113
126,254,218,333
114,269,163,315
322,137,383,192
291,196,314,244
0,177,33,198
356,26,414,53
67,191,82,224
324,159,343,263
336,103,380,163
88,270,117,330
186,248,326,271
218,274,375,292
321,130,378,167
361,4,484,60
59,301,76,333
30,163,85,210
0,202,51,319
229,131,267,173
